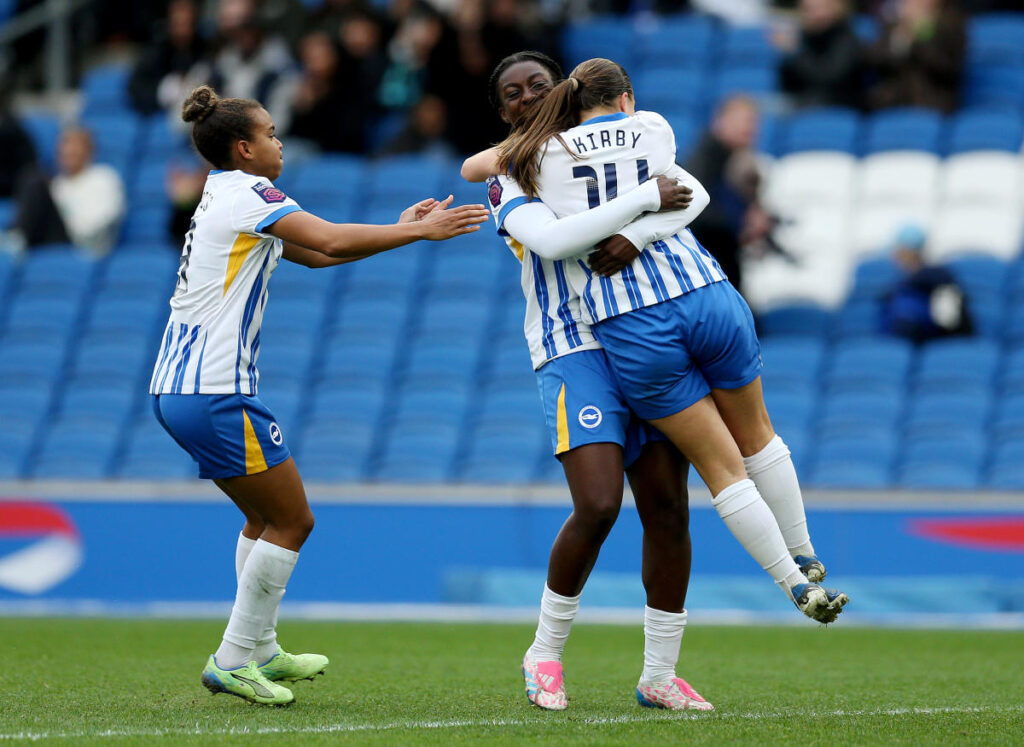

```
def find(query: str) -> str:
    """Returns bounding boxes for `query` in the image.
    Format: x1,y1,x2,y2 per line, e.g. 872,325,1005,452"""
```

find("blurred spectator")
865,0,965,113
206,0,298,132
777,0,865,109
287,30,366,153
683,96,769,293
377,94,456,158
6,128,125,255
167,157,208,241
128,0,208,116
0,79,37,199
880,225,972,343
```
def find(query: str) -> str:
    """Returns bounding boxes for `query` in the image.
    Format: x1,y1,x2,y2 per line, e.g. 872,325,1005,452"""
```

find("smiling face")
497,60,557,129
237,107,284,180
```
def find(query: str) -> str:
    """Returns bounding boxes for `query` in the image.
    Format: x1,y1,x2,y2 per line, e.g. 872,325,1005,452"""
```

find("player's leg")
699,282,822,579
626,437,712,711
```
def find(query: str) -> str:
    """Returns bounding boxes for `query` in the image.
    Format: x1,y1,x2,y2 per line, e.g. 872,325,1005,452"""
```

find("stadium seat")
816,392,905,434
30,416,123,478
999,347,1024,395
847,257,903,301
402,341,481,379
913,338,1001,392
858,151,941,207
473,389,545,429
0,338,69,382
4,294,82,338
288,155,365,203
366,156,447,207
710,66,778,104
763,391,817,430
851,203,937,260
563,17,635,69
829,300,881,338
757,304,833,337
16,246,97,297
967,13,1024,68
862,109,944,154
79,112,142,165
85,295,166,337
459,456,539,483
56,385,137,421
0,379,53,434
319,333,400,381
903,391,992,436
390,389,469,428
898,461,982,490
926,205,1024,262
988,462,1024,490
946,255,1010,300
939,151,1023,208
720,26,778,66
69,339,150,383
807,433,898,489
116,421,197,479
80,64,132,114
295,421,377,479
777,108,860,155
946,110,1024,154
632,69,709,116
306,382,386,428
991,395,1024,439
21,112,61,169
632,14,716,70
899,432,987,489
762,151,858,211
0,427,36,479
97,250,178,298
760,337,826,392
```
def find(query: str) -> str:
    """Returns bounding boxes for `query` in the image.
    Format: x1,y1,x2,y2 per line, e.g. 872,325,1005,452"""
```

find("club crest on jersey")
252,182,287,204
578,405,603,429
487,177,503,207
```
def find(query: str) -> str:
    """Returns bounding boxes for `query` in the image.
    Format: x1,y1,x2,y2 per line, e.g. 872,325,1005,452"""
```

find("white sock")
527,585,580,662
641,606,686,684
235,532,256,580
215,539,298,669
712,479,806,596
234,532,280,664
744,436,815,558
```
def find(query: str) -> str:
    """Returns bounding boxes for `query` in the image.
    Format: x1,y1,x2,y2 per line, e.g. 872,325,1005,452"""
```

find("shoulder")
635,110,672,131
486,174,527,211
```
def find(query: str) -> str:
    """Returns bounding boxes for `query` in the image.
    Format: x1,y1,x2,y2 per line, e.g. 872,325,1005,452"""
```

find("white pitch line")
2,705,1022,741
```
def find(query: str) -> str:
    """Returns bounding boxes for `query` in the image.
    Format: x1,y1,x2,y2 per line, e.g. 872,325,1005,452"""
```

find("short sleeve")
230,178,303,236
486,174,533,235
637,110,678,174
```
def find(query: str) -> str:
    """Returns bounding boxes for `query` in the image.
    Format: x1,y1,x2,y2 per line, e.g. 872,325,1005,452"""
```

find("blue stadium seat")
779,108,861,154
711,66,778,106
57,385,136,420
962,66,1024,111
402,341,480,379
664,113,702,159
967,13,1024,67
117,422,196,479
903,391,992,436
97,250,178,298
460,456,538,483
306,383,386,428
848,257,902,301
338,244,423,294
120,203,172,243
899,432,987,488
816,392,905,434
988,462,1024,490
988,438,1024,471
852,14,880,43
30,416,123,478
80,65,132,114
0,197,13,230
79,112,141,163
426,239,504,291
269,258,335,300
289,155,365,202
830,300,881,338
0,338,68,382
764,391,817,431
992,395,1024,439
260,296,327,338
947,255,1010,299
760,336,826,394
632,69,709,116
913,338,1000,392
720,26,778,66
85,295,166,336
16,246,96,297
823,338,913,392
946,110,1024,154
966,298,1005,340
0,427,36,479
21,112,61,169
367,156,447,207
757,303,832,337
138,114,190,161
807,431,898,488
0,379,53,429
4,295,82,338
863,108,944,154
633,14,716,70
295,421,376,479
319,333,399,380
373,422,461,481
331,293,412,337
467,422,548,462
69,339,150,383
563,17,634,69
898,462,982,490
131,161,170,207
415,298,490,339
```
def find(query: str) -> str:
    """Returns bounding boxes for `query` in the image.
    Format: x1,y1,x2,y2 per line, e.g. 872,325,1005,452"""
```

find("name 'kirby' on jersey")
150,169,302,395
487,173,601,370
525,110,726,325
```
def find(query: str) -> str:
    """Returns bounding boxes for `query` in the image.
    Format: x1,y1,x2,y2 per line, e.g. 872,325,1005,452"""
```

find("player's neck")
579,105,623,123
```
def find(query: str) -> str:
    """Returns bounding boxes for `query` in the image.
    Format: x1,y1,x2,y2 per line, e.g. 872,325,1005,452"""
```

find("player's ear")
235,138,253,162
499,107,511,125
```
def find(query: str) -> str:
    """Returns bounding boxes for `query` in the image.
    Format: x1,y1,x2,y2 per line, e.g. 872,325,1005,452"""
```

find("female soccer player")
150,85,488,705
463,52,715,712
495,58,848,626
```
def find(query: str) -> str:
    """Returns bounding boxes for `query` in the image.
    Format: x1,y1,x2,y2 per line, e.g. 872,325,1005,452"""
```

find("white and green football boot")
201,655,295,705
258,645,329,682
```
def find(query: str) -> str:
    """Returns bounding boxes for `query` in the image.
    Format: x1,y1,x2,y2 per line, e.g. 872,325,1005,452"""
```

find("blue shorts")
536,349,666,469
152,393,291,479
592,281,763,421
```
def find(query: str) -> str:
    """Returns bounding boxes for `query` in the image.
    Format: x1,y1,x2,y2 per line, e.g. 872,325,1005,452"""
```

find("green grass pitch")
3,618,1023,744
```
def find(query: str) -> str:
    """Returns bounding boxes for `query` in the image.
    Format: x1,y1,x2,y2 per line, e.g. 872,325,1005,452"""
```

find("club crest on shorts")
487,177,503,207
252,182,287,204
578,405,603,429
268,422,283,445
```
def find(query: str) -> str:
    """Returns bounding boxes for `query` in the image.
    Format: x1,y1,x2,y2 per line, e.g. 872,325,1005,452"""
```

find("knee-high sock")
743,436,814,558
527,585,580,662
234,532,280,663
215,539,297,669
641,606,686,684
712,479,805,596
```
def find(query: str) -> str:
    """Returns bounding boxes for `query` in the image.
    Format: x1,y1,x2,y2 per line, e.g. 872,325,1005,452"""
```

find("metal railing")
0,0,94,93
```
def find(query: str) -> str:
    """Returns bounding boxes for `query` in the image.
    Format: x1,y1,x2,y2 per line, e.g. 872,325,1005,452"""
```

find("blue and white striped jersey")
488,174,601,370
506,110,726,326
150,169,302,395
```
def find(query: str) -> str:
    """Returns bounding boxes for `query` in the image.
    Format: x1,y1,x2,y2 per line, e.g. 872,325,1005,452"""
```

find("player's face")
244,107,284,181
498,61,555,128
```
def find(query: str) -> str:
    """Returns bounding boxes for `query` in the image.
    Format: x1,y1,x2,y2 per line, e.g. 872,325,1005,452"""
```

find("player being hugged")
149,85,487,706
496,59,849,625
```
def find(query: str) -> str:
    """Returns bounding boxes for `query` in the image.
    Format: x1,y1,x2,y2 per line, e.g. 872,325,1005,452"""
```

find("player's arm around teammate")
150,85,486,706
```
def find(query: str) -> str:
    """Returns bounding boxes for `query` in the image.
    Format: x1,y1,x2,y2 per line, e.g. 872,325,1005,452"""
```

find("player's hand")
418,195,489,240
398,197,440,223
589,234,640,276
655,175,692,212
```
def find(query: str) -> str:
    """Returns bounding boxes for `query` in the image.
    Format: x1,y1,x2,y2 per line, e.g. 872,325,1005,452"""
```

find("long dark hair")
496,58,633,198
181,85,262,169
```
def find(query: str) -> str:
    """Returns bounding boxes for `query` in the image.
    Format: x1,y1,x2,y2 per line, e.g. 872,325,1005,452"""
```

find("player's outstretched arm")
461,147,501,183
502,176,691,262
272,196,488,268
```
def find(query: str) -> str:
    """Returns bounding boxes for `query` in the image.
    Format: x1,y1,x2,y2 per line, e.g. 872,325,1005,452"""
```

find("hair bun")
182,85,219,124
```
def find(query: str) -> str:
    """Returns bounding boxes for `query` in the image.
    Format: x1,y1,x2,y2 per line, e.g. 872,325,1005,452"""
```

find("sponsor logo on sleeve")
252,182,287,204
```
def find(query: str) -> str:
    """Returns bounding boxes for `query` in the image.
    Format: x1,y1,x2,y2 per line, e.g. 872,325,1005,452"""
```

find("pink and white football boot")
636,677,714,711
522,653,568,710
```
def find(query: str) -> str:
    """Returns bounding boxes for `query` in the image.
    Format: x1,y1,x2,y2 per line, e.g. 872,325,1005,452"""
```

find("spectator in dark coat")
866,0,965,113
128,0,207,116
778,0,865,109
287,30,365,153
0,80,37,199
